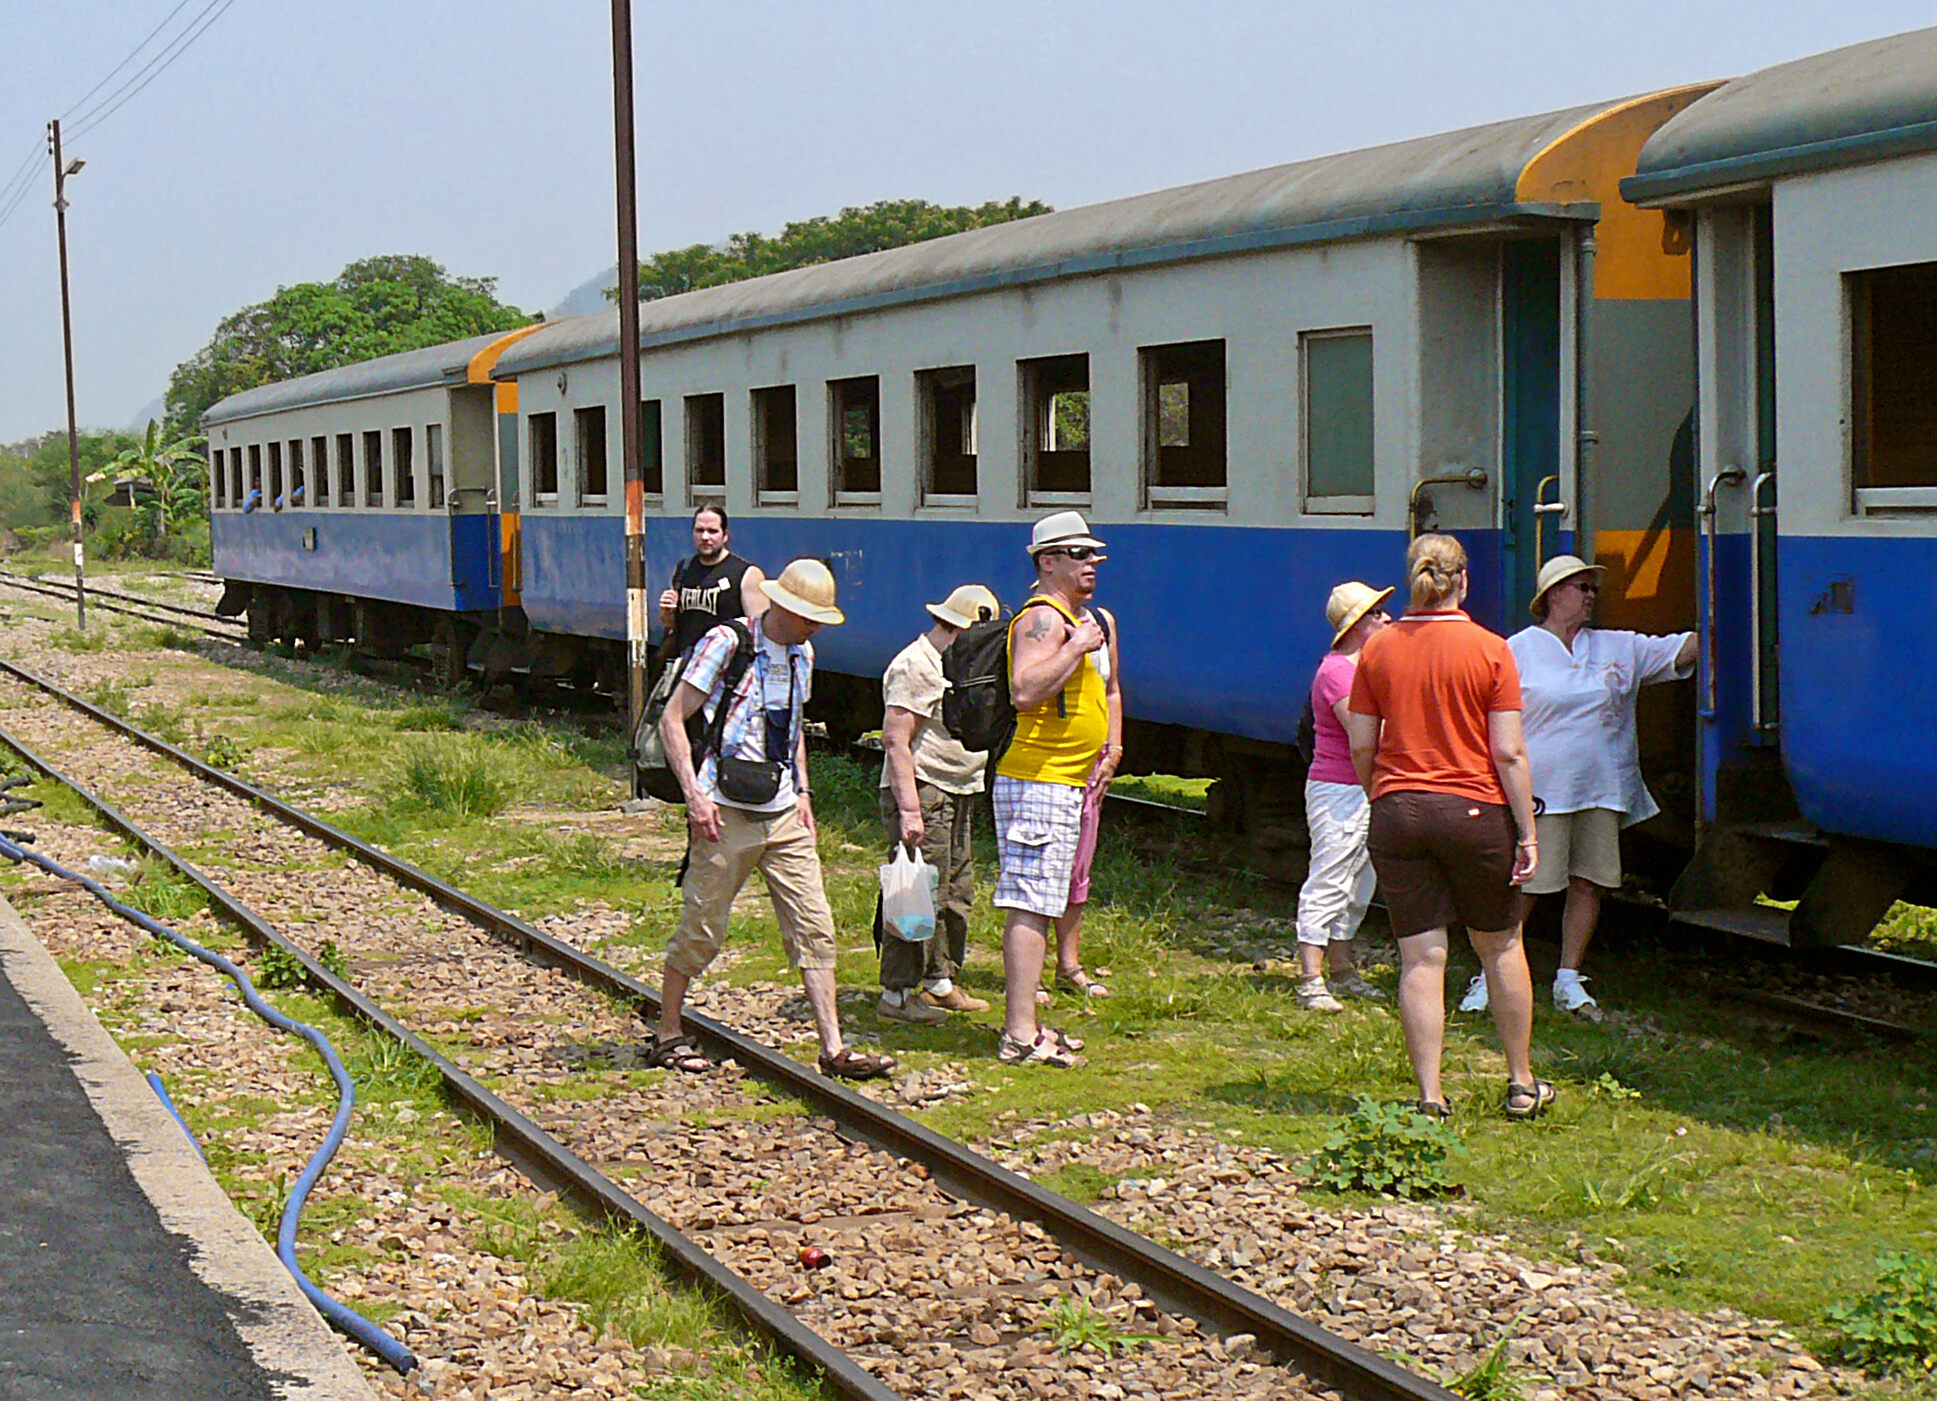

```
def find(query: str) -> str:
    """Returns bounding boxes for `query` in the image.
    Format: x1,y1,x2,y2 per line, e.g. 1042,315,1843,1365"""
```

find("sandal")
644,1033,713,1074
1504,1079,1557,1121
997,1030,1079,1068
1045,1026,1084,1054
818,1047,896,1081
1413,1098,1452,1120
1056,965,1111,998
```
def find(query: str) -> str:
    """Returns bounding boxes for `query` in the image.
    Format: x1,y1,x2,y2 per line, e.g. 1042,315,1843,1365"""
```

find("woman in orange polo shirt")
1344,534,1553,1121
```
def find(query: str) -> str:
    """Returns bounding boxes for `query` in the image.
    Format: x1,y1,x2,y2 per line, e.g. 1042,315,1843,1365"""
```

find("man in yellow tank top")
995,512,1123,1067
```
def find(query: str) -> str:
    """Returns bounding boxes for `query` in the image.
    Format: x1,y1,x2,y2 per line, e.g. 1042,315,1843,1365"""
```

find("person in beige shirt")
876,584,1000,1023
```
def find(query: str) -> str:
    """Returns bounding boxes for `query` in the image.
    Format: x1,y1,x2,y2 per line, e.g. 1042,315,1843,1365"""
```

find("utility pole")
49,119,85,629
611,0,648,781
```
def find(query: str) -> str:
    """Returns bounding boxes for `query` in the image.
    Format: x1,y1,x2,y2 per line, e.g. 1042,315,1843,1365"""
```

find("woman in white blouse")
1460,555,1695,1019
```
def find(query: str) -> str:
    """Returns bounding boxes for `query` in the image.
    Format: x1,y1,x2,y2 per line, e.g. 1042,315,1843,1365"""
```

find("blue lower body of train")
211,511,500,613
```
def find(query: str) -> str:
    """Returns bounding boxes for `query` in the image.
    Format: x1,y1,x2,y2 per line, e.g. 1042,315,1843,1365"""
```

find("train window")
686,394,725,499
1302,329,1375,514
529,411,559,503
1851,262,1937,509
248,444,263,511
426,424,445,509
268,441,283,511
641,399,664,498
752,386,798,503
394,428,415,507
335,433,354,508
288,439,304,509
363,430,384,507
828,377,880,503
575,406,608,506
1142,340,1226,507
230,447,243,511
918,367,977,505
1020,354,1091,503
312,436,329,506
210,446,225,509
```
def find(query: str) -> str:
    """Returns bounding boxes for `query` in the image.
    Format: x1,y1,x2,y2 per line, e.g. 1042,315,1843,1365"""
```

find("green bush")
1831,1252,1937,1376
1308,1095,1468,1199
254,944,306,990
387,736,509,818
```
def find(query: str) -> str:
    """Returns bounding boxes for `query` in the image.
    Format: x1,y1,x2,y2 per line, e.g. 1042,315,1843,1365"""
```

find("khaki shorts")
666,804,839,977
1526,807,1622,895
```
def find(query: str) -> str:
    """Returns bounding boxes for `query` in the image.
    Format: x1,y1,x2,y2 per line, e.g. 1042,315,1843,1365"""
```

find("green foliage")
317,940,350,980
165,255,531,436
1308,1096,1468,1199
254,943,307,990
0,429,138,531
349,1037,441,1099
105,420,211,554
126,864,207,923
1040,1294,1157,1356
387,736,510,818
1831,1253,1937,1376
1448,1328,1532,1400
202,734,246,769
616,197,1052,302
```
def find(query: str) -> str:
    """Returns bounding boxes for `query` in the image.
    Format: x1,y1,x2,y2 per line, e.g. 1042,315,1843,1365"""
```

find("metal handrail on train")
1407,468,1488,540
1749,468,1778,734
1699,465,1747,717
1533,473,1567,567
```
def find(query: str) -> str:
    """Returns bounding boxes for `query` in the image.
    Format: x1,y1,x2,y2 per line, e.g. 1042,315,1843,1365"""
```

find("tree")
615,197,1053,303
109,420,208,547
165,255,532,436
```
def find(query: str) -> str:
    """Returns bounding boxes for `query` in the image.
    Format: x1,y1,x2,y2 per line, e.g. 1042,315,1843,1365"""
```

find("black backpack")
633,620,756,803
940,600,1111,757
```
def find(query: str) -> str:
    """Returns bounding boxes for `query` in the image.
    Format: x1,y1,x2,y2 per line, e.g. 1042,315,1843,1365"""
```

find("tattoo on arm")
1023,614,1055,642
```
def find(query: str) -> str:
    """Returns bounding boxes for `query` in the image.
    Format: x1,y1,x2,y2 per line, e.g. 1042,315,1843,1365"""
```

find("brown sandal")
644,1033,713,1074
819,1047,896,1081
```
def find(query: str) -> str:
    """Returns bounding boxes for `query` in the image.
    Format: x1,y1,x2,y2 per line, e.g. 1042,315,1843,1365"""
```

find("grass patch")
386,736,511,818
1110,772,1211,811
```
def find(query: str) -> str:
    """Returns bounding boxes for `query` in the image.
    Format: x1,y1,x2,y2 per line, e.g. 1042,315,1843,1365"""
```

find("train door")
495,381,522,602
1749,206,1780,735
1501,238,1563,620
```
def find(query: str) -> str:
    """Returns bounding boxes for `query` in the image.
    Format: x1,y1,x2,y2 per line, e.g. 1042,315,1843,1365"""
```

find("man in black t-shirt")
660,504,768,657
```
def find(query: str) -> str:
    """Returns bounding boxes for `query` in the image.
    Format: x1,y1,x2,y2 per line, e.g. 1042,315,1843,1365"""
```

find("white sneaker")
1458,974,1490,1013
1553,974,1603,1020
1296,978,1345,1013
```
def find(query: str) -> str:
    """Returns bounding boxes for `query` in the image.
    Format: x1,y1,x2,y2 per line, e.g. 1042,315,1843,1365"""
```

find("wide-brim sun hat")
926,584,1000,629
762,558,846,626
1529,554,1608,619
1326,581,1395,647
1027,510,1107,556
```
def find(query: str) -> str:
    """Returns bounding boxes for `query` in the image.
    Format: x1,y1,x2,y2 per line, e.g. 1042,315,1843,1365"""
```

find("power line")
59,0,199,121
67,0,236,141
0,152,50,235
0,139,46,220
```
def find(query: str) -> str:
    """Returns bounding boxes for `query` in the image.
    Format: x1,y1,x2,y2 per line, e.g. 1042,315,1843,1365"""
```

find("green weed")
1308,1096,1468,1199
1040,1293,1158,1356
541,1226,714,1351
391,703,463,732
317,940,350,979
202,734,247,769
348,1038,441,1100
1831,1252,1937,1377
49,626,113,654
253,944,306,990
124,863,207,923
386,737,509,818
1448,1326,1534,1401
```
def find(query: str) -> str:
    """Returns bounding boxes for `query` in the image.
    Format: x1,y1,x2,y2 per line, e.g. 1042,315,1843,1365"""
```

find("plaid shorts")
992,775,1086,919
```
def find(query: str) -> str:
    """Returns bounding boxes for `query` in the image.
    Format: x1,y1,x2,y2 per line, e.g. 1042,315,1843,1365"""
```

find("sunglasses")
1044,546,1106,562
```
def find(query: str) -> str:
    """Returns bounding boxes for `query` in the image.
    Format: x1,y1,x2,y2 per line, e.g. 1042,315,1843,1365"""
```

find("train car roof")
495,98,1638,378
1624,27,1937,203
201,330,513,428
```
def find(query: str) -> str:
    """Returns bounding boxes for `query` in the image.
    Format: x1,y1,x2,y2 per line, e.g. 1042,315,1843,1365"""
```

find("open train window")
575,406,608,506
528,411,558,503
1851,261,1937,512
1142,339,1226,508
248,444,262,510
394,427,415,507
830,377,881,504
335,434,354,508
230,447,243,510
210,446,225,509
425,424,444,509
752,385,798,504
1021,354,1090,504
268,441,284,511
1302,328,1375,515
641,399,664,498
312,436,329,506
363,430,384,507
686,394,725,500
287,439,304,509
918,366,977,505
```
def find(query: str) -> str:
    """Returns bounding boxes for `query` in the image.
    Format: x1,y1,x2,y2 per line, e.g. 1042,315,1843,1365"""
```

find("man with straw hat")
875,584,1002,1024
650,558,895,1081
1293,581,1394,1012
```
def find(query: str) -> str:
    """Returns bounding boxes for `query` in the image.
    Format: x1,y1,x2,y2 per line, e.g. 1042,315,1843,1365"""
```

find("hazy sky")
1,2,1929,442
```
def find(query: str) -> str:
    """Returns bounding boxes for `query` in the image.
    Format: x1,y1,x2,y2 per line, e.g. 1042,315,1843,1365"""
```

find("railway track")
0,568,244,641
0,654,1451,1401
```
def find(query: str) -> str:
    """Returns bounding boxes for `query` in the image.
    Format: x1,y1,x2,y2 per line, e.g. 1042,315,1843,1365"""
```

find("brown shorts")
1368,791,1517,939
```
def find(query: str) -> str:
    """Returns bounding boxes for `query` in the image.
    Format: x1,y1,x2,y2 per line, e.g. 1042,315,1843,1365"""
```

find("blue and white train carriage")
1625,26,1937,944
487,86,1713,875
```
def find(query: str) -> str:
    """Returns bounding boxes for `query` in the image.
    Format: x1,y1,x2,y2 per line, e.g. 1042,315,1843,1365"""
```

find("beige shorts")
1526,807,1622,895
666,804,839,977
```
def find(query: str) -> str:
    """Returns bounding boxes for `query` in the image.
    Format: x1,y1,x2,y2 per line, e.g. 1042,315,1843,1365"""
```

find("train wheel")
429,619,477,690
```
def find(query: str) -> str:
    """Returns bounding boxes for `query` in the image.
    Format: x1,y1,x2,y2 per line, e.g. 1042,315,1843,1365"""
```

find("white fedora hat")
926,584,1000,629
761,558,846,626
1027,510,1107,556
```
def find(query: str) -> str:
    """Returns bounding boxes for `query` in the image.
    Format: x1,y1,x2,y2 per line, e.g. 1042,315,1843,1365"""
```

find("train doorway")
1501,237,1563,622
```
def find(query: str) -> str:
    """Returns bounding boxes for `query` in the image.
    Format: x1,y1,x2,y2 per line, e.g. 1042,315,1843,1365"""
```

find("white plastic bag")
878,845,938,943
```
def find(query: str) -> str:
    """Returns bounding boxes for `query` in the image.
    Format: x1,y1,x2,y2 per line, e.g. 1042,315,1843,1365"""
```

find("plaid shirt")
682,615,813,812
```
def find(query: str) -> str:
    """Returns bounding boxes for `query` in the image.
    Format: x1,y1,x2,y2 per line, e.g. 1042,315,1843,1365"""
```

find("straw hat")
926,584,1000,629
1027,510,1107,556
1529,555,1607,619
761,558,846,626
1326,581,1395,647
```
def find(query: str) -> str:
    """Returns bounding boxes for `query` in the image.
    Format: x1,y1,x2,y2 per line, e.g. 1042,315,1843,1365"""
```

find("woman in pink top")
1293,582,1393,1011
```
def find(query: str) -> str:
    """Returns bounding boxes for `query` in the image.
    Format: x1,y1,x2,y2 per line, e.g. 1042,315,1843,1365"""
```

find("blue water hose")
145,1071,205,1162
0,832,417,1375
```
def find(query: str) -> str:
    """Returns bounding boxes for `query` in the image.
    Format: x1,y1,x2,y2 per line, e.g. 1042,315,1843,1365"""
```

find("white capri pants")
1296,778,1376,947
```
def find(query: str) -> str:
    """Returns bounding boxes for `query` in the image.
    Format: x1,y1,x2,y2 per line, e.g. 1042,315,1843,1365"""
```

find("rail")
1407,468,1488,541
1749,469,1778,734
0,655,1454,1401
1698,465,1746,718
1533,473,1566,567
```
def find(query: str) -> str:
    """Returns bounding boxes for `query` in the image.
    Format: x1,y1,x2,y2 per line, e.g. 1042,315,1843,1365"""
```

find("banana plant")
110,419,209,546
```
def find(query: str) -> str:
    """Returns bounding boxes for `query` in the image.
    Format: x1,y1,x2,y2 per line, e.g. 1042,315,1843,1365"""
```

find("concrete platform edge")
0,892,383,1400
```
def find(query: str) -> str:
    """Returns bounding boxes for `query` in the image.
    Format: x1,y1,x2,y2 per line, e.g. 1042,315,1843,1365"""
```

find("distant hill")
128,396,166,432
552,266,619,320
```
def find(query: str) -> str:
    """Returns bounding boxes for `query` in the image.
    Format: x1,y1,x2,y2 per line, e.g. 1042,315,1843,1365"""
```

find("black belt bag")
716,756,785,806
